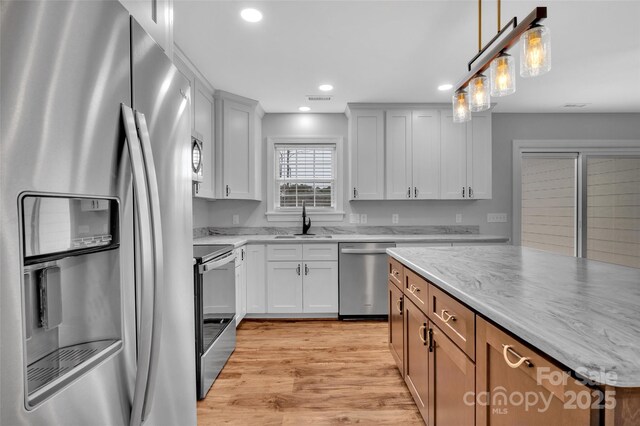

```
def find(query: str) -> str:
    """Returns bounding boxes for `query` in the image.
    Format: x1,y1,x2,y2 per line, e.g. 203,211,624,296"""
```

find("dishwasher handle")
340,248,391,255
199,252,236,273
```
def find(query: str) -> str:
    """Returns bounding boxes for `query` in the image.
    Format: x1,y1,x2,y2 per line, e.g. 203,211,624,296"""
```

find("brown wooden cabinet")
429,324,475,426
476,318,598,426
388,280,404,375
404,297,430,421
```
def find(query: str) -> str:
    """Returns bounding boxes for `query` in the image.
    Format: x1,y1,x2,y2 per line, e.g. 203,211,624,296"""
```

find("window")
514,140,640,269
266,136,344,221
275,145,335,209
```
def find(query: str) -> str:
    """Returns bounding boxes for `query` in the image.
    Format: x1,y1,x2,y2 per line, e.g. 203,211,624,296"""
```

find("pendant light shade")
452,90,471,123
520,25,551,77
469,74,491,112
490,53,516,97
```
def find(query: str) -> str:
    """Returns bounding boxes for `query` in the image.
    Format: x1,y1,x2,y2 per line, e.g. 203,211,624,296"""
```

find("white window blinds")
275,145,336,209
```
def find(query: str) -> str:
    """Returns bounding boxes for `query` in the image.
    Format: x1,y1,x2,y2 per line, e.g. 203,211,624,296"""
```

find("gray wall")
193,112,640,239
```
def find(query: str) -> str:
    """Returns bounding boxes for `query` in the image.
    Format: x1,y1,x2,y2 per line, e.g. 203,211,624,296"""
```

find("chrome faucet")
301,201,311,235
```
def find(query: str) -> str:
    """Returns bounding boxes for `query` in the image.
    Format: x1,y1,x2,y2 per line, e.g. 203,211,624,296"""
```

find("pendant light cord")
498,0,501,31
478,0,482,52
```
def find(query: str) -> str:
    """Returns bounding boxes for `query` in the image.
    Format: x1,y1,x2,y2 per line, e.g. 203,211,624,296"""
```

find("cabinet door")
404,298,430,421
235,263,246,326
385,110,413,200
246,245,266,314
428,324,475,426
194,80,215,199
267,262,303,313
467,111,492,199
440,111,468,199
476,318,596,426
222,99,254,199
412,110,440,199
349,110,385,200
302,261,338,313
388,281,404,375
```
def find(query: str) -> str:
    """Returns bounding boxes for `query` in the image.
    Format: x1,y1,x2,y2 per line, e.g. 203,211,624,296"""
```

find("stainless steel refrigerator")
1,1,196,424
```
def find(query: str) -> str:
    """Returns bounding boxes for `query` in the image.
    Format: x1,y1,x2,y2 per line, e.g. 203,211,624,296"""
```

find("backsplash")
193,225,479,238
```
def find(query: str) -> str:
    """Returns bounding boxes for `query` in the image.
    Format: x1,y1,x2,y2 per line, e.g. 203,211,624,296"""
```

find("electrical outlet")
456,213,462,223
360,214,367,224
392,214,399,224
232,214,240,225
349,213,360,224
487,213,508,223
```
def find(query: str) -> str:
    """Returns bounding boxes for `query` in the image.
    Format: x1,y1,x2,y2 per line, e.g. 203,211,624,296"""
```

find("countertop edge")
386,248,635,388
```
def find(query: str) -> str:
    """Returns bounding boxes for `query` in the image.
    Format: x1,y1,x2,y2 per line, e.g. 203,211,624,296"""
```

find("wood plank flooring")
197,320,422,425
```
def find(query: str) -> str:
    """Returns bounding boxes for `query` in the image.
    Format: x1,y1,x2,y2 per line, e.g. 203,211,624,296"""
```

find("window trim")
266,136,345,222
512,139,640,249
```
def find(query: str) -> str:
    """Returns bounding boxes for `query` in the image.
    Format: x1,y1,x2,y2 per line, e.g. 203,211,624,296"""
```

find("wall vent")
306,95,333,101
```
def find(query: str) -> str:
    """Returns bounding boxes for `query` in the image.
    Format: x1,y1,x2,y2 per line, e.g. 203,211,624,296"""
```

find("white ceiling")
173,0,640,114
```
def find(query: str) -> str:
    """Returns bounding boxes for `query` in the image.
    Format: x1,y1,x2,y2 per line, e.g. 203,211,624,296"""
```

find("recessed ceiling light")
298,106,311,112
240,8,263,23
318,84,334,92
438,84,453,91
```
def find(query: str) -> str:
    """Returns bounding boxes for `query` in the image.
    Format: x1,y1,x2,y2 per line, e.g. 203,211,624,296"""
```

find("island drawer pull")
502,344,533,368
441,309,456,323
396,298,403,314
391,268,400,277
409,284,421,294
418,324,429,346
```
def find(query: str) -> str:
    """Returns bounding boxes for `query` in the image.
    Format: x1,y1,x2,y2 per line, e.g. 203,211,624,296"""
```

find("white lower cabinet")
302,261,338,313
266,244,338,315
246,245,266,313
235,247,247,326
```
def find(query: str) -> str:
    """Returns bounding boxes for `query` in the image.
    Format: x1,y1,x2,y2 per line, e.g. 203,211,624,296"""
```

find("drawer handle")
441,309,456,324
418,324,429,346
409,284,421,294
391,268,400,277
396,298,403,314
502,344,533,369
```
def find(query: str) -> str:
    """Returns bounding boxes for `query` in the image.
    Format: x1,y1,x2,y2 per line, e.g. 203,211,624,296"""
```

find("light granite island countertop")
387,245,640,387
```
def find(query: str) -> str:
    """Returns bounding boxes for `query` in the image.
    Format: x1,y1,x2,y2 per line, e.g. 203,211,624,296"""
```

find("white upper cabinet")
467,111,492,199
440,111,469,199
440,110,493,199
348,109,385,200
411,110,440,199
216,91,263,200
120,0,172,54
194,81,215,199
172,50,216,199
385,110,413,200
385,109,441,200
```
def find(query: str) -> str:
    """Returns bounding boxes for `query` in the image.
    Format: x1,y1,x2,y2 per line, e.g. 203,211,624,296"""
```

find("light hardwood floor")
197,320,422,425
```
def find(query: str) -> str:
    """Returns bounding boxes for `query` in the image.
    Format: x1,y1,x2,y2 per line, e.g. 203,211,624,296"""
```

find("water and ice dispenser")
21,194,123,407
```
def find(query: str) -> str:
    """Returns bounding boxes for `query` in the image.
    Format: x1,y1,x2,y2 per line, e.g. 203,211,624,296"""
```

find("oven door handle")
199,252,237,273
340,248,390,255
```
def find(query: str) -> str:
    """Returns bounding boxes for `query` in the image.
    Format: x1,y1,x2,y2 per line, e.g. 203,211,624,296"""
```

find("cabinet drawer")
388,257,404,289
476,318,597,425
266,244,302,261
404,268,428,313
428,284,475,360
302,244,338,261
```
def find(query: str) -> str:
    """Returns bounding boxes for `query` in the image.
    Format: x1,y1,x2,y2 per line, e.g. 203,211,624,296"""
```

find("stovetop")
193,244,234,264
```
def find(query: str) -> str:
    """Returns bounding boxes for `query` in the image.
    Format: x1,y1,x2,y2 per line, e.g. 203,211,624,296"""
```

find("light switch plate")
456,213,462,223
360,214,367,224
487,213,508,223
232,214,240,225
349,213,360,224
392,214,399,224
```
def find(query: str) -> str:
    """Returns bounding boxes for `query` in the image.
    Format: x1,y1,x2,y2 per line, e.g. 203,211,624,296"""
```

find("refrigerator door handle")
134,111,165,423
122,105,156,426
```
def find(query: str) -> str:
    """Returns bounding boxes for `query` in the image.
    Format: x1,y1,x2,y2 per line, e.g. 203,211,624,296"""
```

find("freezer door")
131,18,196,426
1,1,136,425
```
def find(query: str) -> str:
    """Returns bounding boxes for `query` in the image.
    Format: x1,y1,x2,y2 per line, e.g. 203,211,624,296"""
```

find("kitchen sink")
274,235,332,239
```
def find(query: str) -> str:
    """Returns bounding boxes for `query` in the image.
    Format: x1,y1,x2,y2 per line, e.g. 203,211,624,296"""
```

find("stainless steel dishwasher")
339,242,396,318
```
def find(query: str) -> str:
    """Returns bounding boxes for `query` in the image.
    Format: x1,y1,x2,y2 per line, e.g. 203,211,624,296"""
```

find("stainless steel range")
193,245,236,399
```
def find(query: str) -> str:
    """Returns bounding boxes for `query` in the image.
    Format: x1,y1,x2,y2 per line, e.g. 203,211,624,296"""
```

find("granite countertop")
193,233,509,247
387,245,640,387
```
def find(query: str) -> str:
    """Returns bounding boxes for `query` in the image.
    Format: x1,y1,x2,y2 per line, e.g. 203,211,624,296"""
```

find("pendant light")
452,90,471,123
520,24,551,77
469,74,490,111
